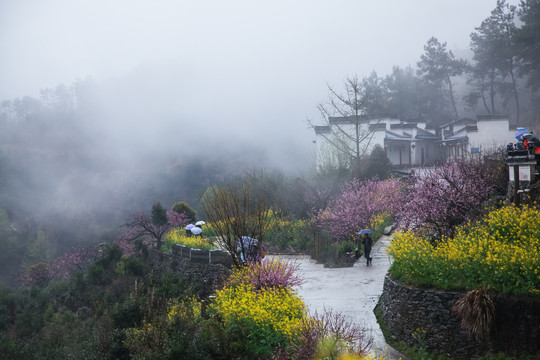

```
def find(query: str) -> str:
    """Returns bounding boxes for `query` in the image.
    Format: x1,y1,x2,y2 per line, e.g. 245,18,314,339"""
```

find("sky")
0,0,520,171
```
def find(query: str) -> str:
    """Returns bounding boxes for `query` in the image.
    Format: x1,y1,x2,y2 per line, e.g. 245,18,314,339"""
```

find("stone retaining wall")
146,245,233,299
167,245,232,298
380,275,540,359
171,244,233,267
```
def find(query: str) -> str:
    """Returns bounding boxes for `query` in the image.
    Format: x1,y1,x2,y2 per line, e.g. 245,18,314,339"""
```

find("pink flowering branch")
395,159,497,240
17,246,96,286
311,178,403,241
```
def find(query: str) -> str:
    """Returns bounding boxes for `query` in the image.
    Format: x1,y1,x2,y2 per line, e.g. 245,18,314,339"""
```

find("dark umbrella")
357,229,374,235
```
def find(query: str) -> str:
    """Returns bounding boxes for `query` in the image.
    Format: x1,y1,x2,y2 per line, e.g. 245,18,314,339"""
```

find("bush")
86,263,109,286
265,216,311,252
207,283,308,358
98,243,124,267
155,273,189,298
226,258,302,290
116,257,149,277
111,298,144,329
172,201,197,223
336,240,356,257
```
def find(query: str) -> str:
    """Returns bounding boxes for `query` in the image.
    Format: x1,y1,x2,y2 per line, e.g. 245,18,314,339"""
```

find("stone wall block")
380,275,540,359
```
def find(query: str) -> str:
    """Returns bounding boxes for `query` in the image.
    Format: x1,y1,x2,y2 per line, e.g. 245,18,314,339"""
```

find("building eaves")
369,123,387,130
314,126,332,134
385,130,412,141
443,133,469,142
416,127,439,139
329,116,369,125
439,117,477,129
476,114,508,121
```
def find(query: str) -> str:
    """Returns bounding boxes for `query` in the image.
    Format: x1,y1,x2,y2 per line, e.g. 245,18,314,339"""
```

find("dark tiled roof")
385,130,412,140
314,126,331,134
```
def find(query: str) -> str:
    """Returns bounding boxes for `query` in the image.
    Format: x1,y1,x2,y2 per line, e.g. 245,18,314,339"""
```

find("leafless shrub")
201,181,271,267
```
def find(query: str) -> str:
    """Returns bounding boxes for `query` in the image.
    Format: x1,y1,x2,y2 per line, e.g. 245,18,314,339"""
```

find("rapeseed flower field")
388,205,540,296
164,228,216,250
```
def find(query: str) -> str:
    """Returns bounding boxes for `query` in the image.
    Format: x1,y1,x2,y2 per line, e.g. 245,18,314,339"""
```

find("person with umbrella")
358,229,373,266
185,224,195,237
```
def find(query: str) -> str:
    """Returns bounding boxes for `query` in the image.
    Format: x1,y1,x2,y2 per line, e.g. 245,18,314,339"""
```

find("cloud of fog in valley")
0,0,521,235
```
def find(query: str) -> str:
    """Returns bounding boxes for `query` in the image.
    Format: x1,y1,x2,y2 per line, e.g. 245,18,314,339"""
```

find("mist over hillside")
0,68,316,286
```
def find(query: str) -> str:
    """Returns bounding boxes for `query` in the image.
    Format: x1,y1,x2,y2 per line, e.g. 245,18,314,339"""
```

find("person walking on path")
362,233,373,266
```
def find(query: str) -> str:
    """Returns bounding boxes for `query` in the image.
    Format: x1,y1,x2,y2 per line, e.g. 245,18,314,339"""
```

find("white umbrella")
191,227,202,235
195,220,206,226
358,229,374,235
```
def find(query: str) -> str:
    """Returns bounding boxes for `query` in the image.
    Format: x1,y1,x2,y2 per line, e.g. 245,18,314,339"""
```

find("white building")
313,114,520,169
314,115,441,168
439,115,518,161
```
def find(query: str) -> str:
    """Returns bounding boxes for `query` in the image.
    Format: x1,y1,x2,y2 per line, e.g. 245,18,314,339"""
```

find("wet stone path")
273,235,406,359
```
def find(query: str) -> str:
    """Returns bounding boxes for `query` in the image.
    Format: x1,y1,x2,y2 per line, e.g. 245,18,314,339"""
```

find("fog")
1,1,518,164
0,1,522,275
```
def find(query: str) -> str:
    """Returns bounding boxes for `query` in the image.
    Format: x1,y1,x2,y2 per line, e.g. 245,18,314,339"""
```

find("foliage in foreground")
388,205,540,296
226,257,303,290
207,283,308,358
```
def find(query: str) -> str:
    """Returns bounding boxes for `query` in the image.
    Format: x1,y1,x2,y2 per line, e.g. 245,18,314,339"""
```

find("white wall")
468,119,516,153
386,142,411,165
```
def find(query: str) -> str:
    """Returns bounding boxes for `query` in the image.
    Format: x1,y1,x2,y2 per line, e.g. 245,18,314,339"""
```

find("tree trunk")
489,67,496,114
447,72,459,119
508,61,520,122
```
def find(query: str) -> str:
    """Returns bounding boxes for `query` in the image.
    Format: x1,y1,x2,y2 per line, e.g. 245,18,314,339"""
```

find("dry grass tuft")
452,289,495,339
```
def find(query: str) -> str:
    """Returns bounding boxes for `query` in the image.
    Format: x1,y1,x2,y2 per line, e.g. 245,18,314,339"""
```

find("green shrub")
172,201,197,223
0,332,27,360
117,257,148,277
87,263,109,286
265,216,311,251
156,273,190,298
111,298,143,329
98,243,124,267
336,240,356,257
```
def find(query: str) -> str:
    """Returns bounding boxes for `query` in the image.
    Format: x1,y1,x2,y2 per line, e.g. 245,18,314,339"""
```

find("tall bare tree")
308,75,384,170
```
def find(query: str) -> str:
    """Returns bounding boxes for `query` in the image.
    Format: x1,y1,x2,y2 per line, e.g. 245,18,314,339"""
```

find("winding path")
275,235,406,359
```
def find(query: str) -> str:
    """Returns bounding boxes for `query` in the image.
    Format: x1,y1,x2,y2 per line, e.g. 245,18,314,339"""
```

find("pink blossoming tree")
18,246,96,286
395,159,498,240
314,178,403,241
